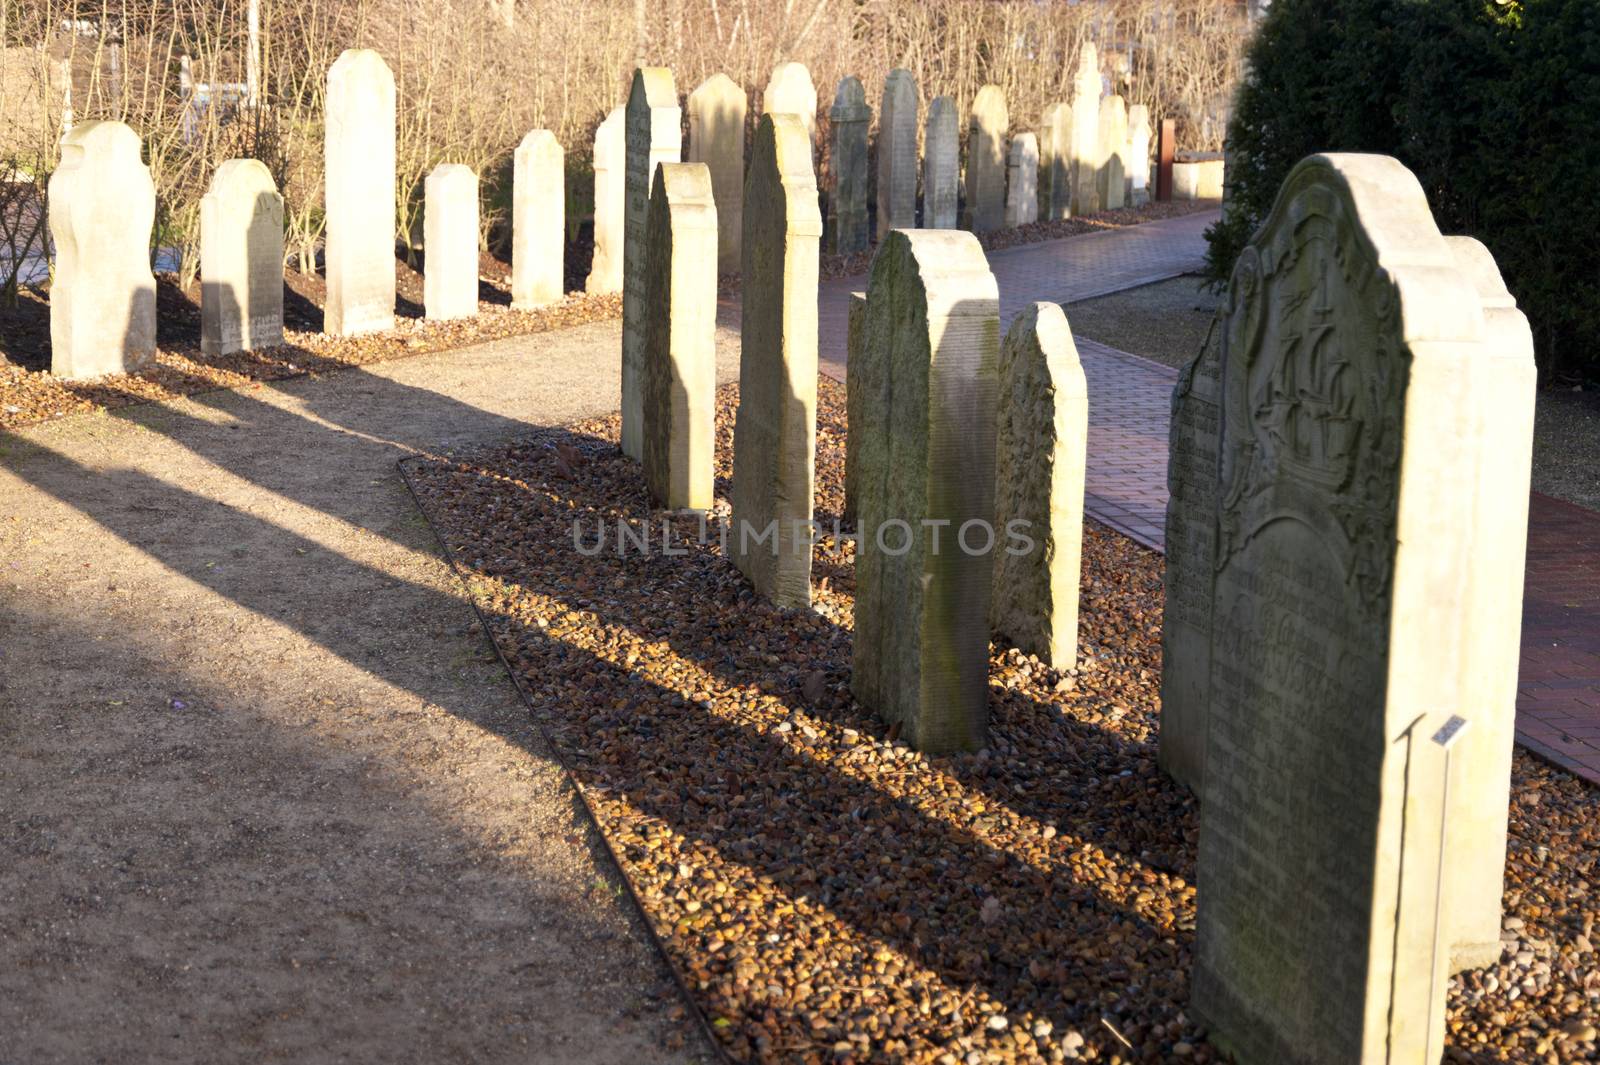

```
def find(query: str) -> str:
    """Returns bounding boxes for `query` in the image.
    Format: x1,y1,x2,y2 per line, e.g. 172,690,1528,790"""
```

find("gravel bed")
1532,389,1600,512
404,377,1600,1064
1062,278,1220,372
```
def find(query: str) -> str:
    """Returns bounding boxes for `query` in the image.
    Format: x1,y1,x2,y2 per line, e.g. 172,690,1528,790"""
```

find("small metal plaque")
1432,715,1470,749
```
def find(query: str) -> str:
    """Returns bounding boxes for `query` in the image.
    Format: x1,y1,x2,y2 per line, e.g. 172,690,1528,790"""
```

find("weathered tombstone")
1098,95,1128,210
422,163,479,321
200,158,284,356
1192,153,1498,1065
687,73,746,274
922,96,960,230
511,129,564,309
642,162,718,512
730,114,823,607
585,107,626,294
1040,102,1073,221
621,68,681,462
1128,104,1152,206
841,289,868,526
324,48,396,337
763,61,817,147
1069,44,1101,216
964,85,1008,233
852,229,999,754
1004,132,1039,227
877,69,918,239
990,302,1085,670
47,120,156,378
827,76,870,255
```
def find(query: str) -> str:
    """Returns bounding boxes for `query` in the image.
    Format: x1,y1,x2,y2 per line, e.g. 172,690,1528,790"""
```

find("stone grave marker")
687,73,746,274
423,163,479,321
585,107,625,294
622,67,681,462
1098,94,1128,210
200,158,283,356
731,114,823,607
922,96,960,229
1128,104,1152,205
642,162,718,512
842,289,868,526
877,69,918,239
1040,102,1072,221
827,76,870,255
512,129,563,309
852,229,999,754
763,61,817,147
47,120,156,378
325,48,396,337
964,85,1008,233
1004,132,1039,227
1069,44,1101,216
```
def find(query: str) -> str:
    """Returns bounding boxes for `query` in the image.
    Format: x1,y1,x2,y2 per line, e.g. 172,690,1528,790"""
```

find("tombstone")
827,76,870,255
1128,104,1153,206
47,120,156,379
511,130,564,309
964,85,1008,233
730,114,823,607
990,302,1086,670
842,289,868,526
200,158,284,356
877,69,918,239
621,68,681,462
1069,44,1101,216
1039,102,1073,221
324,48,396,337
687,73,746,274
922,96,960,230
422,164,479,321
763,61,817,147
585,107,626,294
1174,155,1226,200
642,162,718,512
1004,132,1039,228
1098,95,1128,210
1192,154,1504,1064
1156,117,1176,201
852,229,999,754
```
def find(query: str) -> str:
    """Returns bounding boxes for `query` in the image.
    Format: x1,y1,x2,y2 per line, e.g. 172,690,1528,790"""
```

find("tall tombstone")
1156,117,1176,202
841,289,868,526
1004,132,1039,228
324,48,396,337
1069,44,1101,217
423,163,479,321
47,120,155,379
200,158,284,356
621,68,681,462
687,73,746,274
1098,95,1128,210
990,302,1086,670
1039,102,1073,221
512,129,564,309
922,96,960,230
1192,154,1500,1065
827,76,870,255
763,61,817,147
1127,104,1153,206
730,114,823,608
585,107,626,294
642,162,718,512
852,229,999,754
877,69,918,239
964,85,1008,233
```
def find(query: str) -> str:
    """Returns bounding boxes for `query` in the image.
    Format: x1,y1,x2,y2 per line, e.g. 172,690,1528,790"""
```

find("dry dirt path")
0,319,740,1064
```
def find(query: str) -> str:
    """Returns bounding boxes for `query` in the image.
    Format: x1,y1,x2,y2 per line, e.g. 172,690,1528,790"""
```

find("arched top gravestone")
877,69,918,238
324,48,396,338
763,61,817,146
201,158,283,356
688,73,747,274
964,85,1008,233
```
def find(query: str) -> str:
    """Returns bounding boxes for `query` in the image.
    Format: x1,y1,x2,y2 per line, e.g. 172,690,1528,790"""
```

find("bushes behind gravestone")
1205,0,1600,384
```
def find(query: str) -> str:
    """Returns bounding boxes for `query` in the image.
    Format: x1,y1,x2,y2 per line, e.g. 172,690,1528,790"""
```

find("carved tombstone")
642,162,718,512
201,158,284,356
922,96,960,230
512,129,564,309
423,163,479,321
687,74,747,274
1004,132,1039,227
324,48,396,337
852,230,999,754
827,76,870,255
1040,102,1073,221
1098,95,1128,210
622,68,681,461
763,61,817,147
1192,154,1501,1065
990,302,1086,670
964,85,1008,233
585,107,626,295
1069,44,1101,217
47,121,156,378
877,69,919,239
842,289,868,526
1128,104,1153,206
730,114,823,607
